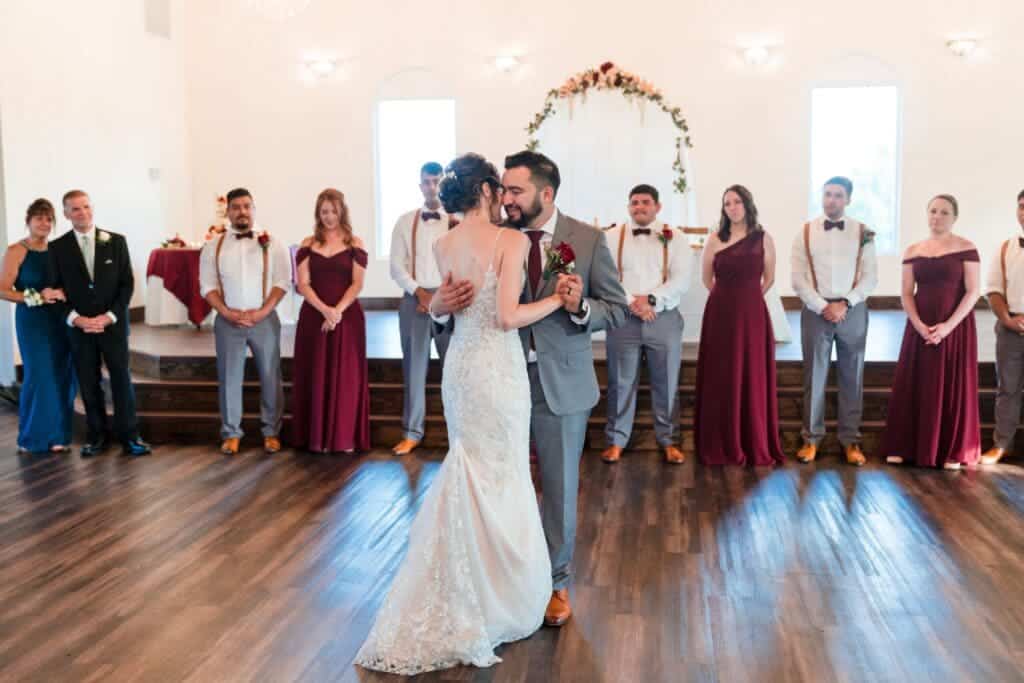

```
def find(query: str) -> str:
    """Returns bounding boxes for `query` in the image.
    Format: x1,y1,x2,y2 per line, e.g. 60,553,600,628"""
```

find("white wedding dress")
355,258,552,675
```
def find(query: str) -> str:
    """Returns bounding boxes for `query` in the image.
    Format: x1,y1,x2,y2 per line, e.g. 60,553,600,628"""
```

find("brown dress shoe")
664,445,686,464
601,445,622,463
264,436,282,454
980,447,1007,465
845,443,866,467
543,589,572,627
795,442,817,463
392,438,419,456
220,437,240,455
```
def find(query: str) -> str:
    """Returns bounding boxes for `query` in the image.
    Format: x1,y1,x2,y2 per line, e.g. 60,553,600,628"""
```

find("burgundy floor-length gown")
291,246,370,452
695,231,785,466
879,249,981,467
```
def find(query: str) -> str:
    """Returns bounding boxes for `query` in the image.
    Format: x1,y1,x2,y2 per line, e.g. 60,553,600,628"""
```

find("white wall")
0,0,191,308
184,0,1024,299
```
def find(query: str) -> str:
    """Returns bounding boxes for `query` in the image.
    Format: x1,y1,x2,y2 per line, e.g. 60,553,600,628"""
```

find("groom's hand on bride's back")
433,272,475,315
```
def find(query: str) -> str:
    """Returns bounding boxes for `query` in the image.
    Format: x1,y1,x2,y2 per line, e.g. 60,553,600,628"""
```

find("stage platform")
114,309,1019,457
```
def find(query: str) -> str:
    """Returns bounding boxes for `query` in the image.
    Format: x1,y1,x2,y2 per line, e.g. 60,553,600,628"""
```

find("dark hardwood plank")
1,407,1023,682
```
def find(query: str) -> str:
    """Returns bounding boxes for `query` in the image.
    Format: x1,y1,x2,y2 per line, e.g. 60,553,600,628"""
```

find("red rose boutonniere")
543,241,576,280
257,231,271,251
657,226,674,246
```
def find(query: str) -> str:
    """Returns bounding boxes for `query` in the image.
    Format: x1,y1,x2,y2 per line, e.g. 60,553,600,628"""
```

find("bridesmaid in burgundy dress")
695,185,786,466
880,194,981,470
292,188,370,453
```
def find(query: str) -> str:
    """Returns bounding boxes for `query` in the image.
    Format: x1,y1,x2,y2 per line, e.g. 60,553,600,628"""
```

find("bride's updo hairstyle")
439,153,501,215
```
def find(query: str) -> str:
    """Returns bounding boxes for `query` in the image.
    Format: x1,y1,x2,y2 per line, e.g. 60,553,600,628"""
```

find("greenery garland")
525,61,693,194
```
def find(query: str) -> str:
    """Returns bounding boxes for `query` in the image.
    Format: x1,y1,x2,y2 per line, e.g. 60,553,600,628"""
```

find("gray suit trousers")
399,292,450,441
528,362,589,591
605,310,684,448
214,311,283,440
800,304,868,446
993,321,1024,449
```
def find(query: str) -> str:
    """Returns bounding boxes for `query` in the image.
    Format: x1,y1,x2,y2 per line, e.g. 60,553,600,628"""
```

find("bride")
355,153,567,675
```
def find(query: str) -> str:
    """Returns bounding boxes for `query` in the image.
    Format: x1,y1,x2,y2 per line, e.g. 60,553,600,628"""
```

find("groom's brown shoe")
544,589,572,627
392,439,419,456
220,438,240,455
601,446,622,463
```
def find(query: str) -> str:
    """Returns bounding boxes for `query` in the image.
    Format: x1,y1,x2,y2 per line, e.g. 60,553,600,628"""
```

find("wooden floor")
2,408,1023,682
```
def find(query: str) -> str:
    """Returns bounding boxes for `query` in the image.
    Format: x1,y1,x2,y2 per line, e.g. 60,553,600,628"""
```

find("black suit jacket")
48,228,134,329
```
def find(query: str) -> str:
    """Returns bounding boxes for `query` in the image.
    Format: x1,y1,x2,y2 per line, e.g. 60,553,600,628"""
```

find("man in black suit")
48,190,150,457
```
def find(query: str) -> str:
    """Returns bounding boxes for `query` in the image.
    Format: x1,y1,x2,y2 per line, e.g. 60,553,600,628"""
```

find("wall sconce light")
494,55,521,73
946,38,978,58
742,45,771,66
303,57,338,78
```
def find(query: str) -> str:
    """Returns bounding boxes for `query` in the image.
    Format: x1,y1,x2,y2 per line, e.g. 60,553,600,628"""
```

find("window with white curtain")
808,86,902,253
375,99,456,258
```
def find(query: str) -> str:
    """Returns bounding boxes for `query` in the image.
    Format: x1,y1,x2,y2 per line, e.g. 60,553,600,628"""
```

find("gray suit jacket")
519,212,629,416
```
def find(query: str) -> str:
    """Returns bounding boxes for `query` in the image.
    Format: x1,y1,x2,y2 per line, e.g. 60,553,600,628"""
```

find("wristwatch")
647,294,657,308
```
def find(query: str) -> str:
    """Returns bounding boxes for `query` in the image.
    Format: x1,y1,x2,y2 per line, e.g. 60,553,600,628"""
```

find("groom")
434,151,629,626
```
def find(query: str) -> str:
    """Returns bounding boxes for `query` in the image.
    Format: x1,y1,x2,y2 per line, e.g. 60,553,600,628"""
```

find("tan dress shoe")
981,447,1007,465
220,437,240,455
844,443,866,467
795,442,817,463
543,589,572,627
601,445,622,463
392,439,419,456
264,436,282,454
664,445,686,464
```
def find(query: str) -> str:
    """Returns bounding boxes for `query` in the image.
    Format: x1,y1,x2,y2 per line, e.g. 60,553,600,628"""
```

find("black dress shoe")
122,439,152,457
81,440,109,458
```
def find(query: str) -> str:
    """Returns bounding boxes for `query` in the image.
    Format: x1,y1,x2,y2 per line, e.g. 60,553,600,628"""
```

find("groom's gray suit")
519,212,629,589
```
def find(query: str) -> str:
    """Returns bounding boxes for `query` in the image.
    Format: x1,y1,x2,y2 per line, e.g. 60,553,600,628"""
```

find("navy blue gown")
14,246,77,452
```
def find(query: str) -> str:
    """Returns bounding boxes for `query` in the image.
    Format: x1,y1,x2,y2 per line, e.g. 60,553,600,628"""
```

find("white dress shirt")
603,221,691,312
791,215,878,314
66,225,117,327
199,225,292,311
390,206,449,294
985,234,1024,313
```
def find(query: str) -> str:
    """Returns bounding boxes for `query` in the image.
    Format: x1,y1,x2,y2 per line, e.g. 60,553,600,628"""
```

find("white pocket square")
104,259,113,264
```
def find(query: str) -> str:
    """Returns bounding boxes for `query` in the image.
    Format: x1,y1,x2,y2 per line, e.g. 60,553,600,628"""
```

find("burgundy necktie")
527,231,544,297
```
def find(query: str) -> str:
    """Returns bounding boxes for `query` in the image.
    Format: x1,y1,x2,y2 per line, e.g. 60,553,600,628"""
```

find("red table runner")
146,248,210,327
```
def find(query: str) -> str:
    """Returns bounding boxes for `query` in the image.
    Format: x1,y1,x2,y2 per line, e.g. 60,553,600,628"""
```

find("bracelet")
22,288,45,307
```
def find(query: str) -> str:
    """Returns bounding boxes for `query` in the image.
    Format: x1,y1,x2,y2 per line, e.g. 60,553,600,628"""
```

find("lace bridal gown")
355,247,552,675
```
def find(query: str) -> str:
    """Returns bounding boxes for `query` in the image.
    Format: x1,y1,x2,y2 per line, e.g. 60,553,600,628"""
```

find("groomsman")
601,185,690,464
980,188,1024,465
389,161,456,456
48,190,150,456
199,188,291,455
791,176,878,466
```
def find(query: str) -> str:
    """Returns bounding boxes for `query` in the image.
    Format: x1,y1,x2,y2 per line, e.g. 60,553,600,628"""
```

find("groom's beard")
504,196,544,229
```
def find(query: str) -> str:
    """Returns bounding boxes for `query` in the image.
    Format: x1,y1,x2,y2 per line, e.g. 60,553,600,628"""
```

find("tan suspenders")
409,210,421,280
215,232,268,302
803,220,866,294
615,223,671,284
1001,239,1010,297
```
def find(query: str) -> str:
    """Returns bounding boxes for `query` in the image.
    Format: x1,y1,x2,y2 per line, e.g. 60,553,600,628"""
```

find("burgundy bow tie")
632,228,651,236
824,220,845,231
421,211,441,221
234,231,254,239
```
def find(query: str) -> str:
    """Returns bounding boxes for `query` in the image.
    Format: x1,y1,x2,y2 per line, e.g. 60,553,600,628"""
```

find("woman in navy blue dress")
0,199,77,453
